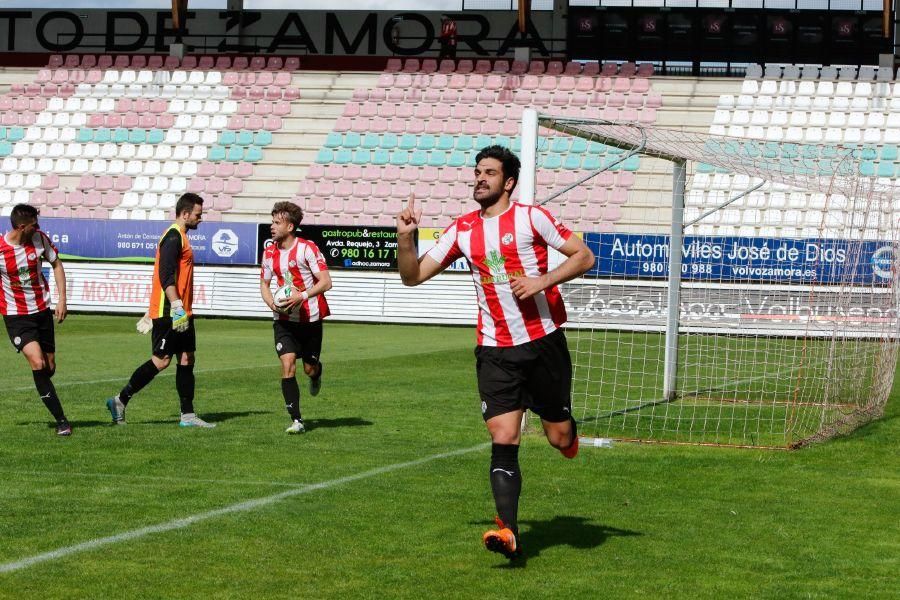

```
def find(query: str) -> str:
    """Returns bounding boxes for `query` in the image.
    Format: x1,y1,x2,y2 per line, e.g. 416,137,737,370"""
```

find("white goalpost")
520,109,900,448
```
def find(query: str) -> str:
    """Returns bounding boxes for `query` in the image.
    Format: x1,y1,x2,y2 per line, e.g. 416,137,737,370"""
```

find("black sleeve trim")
158,229,182,291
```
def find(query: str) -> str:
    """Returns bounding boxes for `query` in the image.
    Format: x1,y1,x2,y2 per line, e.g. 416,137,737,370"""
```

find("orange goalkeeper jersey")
149,225,194,318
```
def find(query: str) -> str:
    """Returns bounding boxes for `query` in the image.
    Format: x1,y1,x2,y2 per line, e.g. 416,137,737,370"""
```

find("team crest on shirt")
13,336,21,347
501,233,514,245
289,261,296,268
276,342,283,351
481,401,487,414
26,253,36,261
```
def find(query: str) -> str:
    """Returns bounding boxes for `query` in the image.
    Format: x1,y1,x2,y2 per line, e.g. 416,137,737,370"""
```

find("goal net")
524,112,900,448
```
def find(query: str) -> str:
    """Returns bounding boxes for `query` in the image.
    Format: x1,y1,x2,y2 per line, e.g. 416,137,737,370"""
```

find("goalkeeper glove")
136,314,152,334
170,299,189,333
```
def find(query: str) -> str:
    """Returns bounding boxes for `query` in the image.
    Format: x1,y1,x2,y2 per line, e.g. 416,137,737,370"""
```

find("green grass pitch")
0,316,897,598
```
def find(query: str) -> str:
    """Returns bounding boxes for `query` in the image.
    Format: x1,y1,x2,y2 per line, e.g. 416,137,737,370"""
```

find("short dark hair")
10,204,39,228
475,145,521,191
175,192,204,217
271,201,304,229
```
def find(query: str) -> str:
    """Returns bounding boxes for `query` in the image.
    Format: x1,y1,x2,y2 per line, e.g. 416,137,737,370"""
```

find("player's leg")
477,345,526,558
175,321,214,428
274,321,304,432
300,321,323,396
106,318,172,424
528,329,578,458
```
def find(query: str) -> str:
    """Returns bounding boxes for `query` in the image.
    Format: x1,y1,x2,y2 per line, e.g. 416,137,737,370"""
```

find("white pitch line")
4,363,273,393
0,442,490,575
0,469,307,489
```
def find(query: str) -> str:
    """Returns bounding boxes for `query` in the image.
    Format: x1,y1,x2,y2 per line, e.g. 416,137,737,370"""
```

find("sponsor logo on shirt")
501,233,514,245
480,250,523,285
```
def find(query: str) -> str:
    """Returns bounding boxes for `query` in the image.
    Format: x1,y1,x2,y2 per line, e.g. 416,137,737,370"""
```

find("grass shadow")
305,417,373,431
15,419,109,428
474,515,642,568
143,410,273,425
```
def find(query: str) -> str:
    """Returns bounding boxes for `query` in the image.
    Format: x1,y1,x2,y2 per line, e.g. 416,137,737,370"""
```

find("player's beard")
473,185,503,210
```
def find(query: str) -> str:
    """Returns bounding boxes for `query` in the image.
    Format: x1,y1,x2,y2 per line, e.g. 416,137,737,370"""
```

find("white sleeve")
425,222,463,267
530,206,573,251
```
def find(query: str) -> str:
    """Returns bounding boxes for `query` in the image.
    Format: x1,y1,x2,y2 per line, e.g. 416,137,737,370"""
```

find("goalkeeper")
105,193,215,428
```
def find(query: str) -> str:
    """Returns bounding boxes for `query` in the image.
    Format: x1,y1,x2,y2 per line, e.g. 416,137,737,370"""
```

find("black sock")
490,443,522,535
119,360,159,406
33,368,66,423
281,377,301,420
176,364,195,415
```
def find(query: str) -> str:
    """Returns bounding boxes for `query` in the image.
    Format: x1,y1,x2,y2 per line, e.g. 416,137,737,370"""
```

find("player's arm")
509,234,595,300
49,256,67,324
397,195,446,286
260,278,278,312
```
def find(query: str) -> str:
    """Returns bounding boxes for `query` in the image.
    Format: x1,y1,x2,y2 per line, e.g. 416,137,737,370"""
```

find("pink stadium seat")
216,163,235,178
613,77,630,93
335,181,353,198
265,88,283,101
266,57,283,70
324,197,342,214
575,76,593,93
481,120,499,135
64,55,79,68
83,190,102,207
619,62,637,77
257,115,282,131
528,61,546,75
78,174,95,190
510,60,528,75
148,55,163,69
214,57,231,70
285,57,300,70
113,176,132,192
205,179,224,194
232,56,249,70
223,72,239,86
231,87,248,100
385,58,402,72
91,207,109,219
626,93,644,108
224,178,243,195
473,60,491,74
96,55,113,68
558,76,576,92
547,61,564,75
533,90,551,106
123,113,140,128
128,55,144,69
113,55,129,68
198,56,214,69
54,206,73,218
274,72,291,86
40,174,59,191
646,93,663,108
305,196,326,213
564,61,582,76
457,60,473,74
631,78,650,94
333,116,352,132
18,112,36,126
638,108,657,124
157,113,175,128
607,92,625,107
227,115,245,129
187,179,205,194
272,101,290,116
437,59,454,73
29,97,47,112
601,62,618,77
214,194,234,211
238,100,255,115
204,210,222,221
85,69,102,84
492,60,509,74
345,198,364,215
164,56,180,69
500,120,518,136
596,172,615,188
48,55,63,67
36,69,52,82
46,190,66,207
372,181,392,198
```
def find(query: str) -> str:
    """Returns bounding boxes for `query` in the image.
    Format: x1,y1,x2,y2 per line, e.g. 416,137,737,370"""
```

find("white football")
273,284,295,307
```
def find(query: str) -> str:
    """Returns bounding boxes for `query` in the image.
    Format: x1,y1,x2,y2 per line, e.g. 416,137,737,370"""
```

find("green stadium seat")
315,148,333,163
563,155,582,170
334,148,353,164
447,151,466,168
607,144,624,155
762,142,779,159
390,150,409,166
800,144,818,159
113,128,130,143
860,146,878,161
622,155,640,171
361,133,380,149
859,161,876,177
781,143,798,159
219,130,237,146
209,145,227,161
147,129,164,144
587,141,606,154
324,132,342,148
435,135,454,151
7,127,24,142
427,151,446,167
398,134,417,150
821,145,839,159
741,141,761,158
418,135,435,151
344,132,361,148
457,137,474,152
881,146,898,161
129,129,146,144
475,135,492,150
76,128,93,143
236,130,255,146
509,138,521,152
245,146,263,162
571,138,588,154
582,155,601,170
353,149,371,164
551,137,569,153
226,146,244,161
254,130,273,146
373,149,390,165
697,162,715,173
0,127,5,140
0,141,11,157
542,154,563,169
410,150,428,167
877,161,895,178
493,136,511,149
381,133,398,150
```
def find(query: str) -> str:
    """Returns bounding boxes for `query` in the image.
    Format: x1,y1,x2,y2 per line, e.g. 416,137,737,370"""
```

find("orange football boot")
482,516,521,559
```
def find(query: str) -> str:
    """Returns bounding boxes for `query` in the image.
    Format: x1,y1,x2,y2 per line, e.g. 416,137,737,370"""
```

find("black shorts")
475,328,573,422
3,310,55,353
151,316,196,358
273,319,323,365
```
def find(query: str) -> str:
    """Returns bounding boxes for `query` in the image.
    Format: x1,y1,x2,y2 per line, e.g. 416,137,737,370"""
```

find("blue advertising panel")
39,218,259,266
584,233,897,285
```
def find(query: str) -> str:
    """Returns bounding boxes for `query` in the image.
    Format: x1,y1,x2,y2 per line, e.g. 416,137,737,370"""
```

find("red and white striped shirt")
0,230,58,317
260,237,330,323
427,202,573,347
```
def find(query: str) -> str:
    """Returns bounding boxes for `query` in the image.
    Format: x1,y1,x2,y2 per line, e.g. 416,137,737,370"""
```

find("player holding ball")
260,201,332,434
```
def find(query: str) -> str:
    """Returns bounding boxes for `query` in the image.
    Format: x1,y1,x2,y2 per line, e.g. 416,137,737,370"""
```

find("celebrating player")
396,145,595,559
105,193,215,428
1,204,72,436
260,201,332,434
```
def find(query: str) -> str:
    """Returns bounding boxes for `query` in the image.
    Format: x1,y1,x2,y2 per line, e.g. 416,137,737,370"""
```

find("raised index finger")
407,194,416,212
